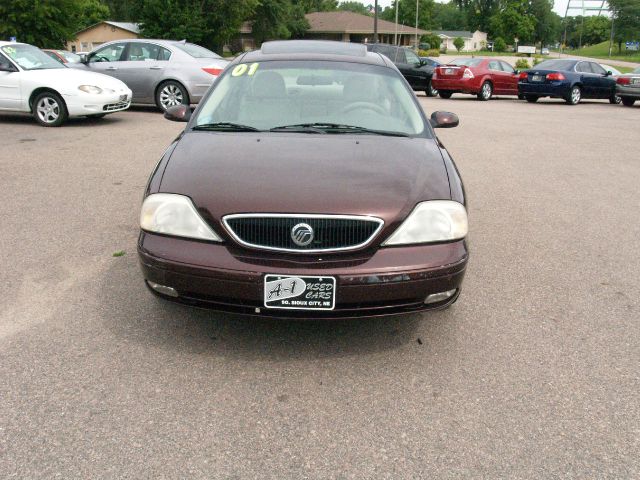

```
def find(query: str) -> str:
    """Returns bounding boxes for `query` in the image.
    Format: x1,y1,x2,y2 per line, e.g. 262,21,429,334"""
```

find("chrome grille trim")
222,213,385,253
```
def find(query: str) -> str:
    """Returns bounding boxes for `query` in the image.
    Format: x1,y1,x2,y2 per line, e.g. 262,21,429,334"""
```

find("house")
67,21,141,53
431,30,487,52
304,11,427,46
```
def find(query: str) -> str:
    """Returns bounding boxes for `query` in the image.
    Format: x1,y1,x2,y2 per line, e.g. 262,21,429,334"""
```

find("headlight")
140,193,222,242
78,85,102,94
383,200,468,246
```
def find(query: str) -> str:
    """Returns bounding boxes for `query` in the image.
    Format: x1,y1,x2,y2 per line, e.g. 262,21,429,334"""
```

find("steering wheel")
94,55,110,62
342,102,386,115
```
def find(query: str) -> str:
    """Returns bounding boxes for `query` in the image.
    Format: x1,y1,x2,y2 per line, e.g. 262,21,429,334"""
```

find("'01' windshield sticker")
232,62,259,77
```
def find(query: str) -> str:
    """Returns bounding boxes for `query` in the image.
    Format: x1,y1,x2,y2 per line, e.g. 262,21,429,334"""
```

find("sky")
353,0,570,17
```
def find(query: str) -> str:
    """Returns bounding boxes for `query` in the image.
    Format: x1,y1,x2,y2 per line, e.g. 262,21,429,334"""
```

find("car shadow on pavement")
0,111,126,127
99,254,438,361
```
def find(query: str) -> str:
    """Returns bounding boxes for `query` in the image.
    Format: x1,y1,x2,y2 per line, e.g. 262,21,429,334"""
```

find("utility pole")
394,0,399,46
608,16,615,57
415,0,419,50
374,0,379,43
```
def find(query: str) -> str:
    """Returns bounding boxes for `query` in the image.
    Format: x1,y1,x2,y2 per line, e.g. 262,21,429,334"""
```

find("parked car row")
0,38,229,126
430,56,639,106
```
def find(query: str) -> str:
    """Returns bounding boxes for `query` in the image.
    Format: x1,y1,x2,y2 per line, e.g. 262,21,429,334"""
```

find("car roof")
235,40,392,68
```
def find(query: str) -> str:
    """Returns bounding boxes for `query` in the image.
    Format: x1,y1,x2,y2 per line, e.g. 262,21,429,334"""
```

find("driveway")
1,98,638,478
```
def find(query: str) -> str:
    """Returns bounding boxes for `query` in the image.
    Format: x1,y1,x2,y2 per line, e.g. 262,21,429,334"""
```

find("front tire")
33,91,68,127
525,95,539,103
565,85,581,105
621,97,635,107
426,81,438,97
155,80,189,112
438,90,452,99
477,81,493,101
610,94,622,105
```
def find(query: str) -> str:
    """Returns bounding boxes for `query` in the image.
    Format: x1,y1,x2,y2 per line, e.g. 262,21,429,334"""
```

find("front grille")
103,101,129,111
223,214,384,253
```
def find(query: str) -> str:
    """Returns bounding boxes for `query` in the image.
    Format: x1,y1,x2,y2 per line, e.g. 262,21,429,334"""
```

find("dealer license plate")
264,275,336,310
632,77,640,85
445,68,454,75
119,94,128,101
531,75,544,82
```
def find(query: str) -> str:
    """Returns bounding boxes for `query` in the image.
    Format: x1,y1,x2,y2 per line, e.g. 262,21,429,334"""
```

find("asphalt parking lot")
1,96,639,478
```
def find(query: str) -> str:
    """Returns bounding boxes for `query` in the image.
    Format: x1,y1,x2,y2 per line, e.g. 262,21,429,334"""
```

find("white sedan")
0,41,132,126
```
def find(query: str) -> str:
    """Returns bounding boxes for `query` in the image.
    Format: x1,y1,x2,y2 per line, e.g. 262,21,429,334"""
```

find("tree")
251,0,309,45
102,0,137,21
609,0,640,53
299,0,338,12
432,1,467,30
136,0,259,53
421,33,442,50
337,1,370,15
71,0,110,31
493,36,507,51
489,0,535,44
380,0,436,30
530,0,561,46
582,16,611,45
453,36,465,51
0,0,81,48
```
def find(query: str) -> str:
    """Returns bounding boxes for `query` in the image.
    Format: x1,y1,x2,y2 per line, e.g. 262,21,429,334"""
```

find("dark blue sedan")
518,59,617,105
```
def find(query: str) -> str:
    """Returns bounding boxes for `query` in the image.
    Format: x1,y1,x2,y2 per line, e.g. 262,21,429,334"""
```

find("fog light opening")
424,289,457,305
147,281,179,298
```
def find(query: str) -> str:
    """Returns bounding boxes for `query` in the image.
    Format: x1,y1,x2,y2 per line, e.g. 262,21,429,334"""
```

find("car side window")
590,62,606,75
501,61,515,74
405,49,421,67
0,52,14,70
379,46,396,62
395,48,407,64
125,42,166,61
90,43,126,62
488,60,501,71
576,62,591,73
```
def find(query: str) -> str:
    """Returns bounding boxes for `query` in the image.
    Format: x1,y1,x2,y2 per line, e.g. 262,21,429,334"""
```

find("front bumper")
138,232,469,319
63,89,133,116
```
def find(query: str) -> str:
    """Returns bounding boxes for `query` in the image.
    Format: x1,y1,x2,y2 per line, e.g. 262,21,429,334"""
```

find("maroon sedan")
432,58,519,100
138,40,469,319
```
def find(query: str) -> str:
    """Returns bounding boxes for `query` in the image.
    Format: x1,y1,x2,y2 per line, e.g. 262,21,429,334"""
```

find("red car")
432,58,519,101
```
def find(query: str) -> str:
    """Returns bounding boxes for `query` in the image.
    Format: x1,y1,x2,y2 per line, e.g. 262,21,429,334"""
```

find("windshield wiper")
193,122,260,132
271,123,410,137
270,123,327,134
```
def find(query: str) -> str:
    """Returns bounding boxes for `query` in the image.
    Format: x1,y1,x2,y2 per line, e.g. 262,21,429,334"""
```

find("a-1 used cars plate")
531,75,544,82
264,275,336,310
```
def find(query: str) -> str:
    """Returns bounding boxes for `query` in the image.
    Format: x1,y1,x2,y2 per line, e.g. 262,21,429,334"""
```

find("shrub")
420,49,440,57
533,56,542,66
494,37,507,52
515,58,530,69
453,37,465,52
421,34,441,51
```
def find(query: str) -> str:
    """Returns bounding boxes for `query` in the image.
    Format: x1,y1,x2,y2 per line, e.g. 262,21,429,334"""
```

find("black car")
518,59,617,105
366,43,438,97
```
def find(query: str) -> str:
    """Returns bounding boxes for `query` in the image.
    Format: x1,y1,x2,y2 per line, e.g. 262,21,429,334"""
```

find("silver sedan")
71,39,229,111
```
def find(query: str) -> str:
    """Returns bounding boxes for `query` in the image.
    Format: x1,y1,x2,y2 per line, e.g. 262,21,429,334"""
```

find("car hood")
20,68,130,93
159,132,451,229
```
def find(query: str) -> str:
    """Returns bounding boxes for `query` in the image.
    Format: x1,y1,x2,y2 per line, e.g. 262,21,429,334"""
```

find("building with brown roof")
303,11,427,46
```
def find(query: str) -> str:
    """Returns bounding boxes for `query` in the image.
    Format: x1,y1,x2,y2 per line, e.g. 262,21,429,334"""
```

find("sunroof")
261,40,368,57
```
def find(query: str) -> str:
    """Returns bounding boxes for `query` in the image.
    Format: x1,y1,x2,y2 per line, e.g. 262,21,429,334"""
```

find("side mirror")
430,111,459,129
606,70,612,76
164,104,191,122
0,63,17,72
513,69,519,75
79,53,89,64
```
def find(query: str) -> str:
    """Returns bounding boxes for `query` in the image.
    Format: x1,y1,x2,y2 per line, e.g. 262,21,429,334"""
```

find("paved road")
1,97,639,478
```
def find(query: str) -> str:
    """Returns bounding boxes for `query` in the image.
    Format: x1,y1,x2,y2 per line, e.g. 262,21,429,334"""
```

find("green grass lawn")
561,41,640,63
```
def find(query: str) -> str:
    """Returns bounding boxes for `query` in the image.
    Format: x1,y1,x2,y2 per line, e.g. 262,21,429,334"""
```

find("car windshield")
534,59,575,70
60,51,81,63
194,60,427,136
171,42,221,59
450,58,482,67
1,44,65,70
634,66,640,74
